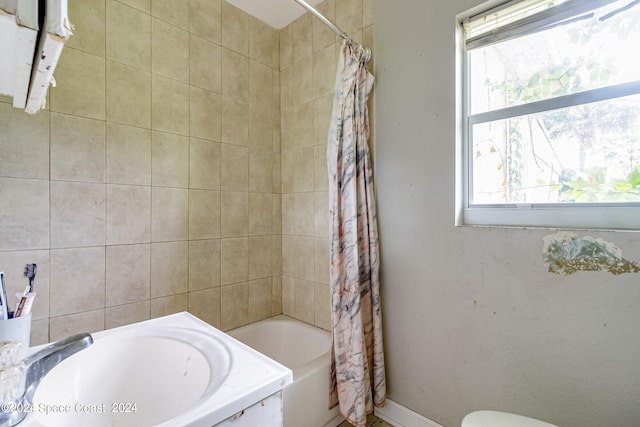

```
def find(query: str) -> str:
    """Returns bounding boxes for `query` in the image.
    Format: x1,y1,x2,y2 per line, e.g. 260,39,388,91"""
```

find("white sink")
20,313,292,427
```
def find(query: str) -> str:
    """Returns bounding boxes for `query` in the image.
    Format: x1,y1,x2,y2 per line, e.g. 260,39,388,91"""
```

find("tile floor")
337,413,394,427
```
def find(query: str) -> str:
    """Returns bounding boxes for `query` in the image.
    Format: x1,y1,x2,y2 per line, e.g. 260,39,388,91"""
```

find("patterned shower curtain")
327,40,386,427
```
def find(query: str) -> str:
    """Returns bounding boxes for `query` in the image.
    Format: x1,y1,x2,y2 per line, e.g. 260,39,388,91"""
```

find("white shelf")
0,0,71,114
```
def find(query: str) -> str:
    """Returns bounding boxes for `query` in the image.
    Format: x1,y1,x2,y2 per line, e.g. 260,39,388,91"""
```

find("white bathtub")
227,315,342,427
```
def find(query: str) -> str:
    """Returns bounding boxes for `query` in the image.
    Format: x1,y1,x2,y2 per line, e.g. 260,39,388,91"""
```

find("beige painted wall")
373,1,640,426
0,0,283,343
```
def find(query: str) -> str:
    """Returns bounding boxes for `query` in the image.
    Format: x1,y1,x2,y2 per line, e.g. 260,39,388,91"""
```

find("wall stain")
543,231,640,275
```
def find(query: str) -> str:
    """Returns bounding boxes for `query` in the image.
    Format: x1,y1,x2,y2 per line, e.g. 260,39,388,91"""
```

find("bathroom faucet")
0,333,93,426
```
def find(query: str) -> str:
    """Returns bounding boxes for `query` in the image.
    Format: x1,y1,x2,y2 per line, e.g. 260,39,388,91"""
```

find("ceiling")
225,0,323,29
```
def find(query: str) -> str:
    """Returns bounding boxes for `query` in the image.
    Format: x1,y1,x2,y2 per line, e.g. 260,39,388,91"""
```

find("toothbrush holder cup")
0,314,31,358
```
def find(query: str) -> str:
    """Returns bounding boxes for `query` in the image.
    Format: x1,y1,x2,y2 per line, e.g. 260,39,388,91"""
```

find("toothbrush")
24,264,37,293
0,272,7,320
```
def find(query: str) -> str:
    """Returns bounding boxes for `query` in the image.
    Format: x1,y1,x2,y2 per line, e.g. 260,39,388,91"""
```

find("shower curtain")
327,40,386,427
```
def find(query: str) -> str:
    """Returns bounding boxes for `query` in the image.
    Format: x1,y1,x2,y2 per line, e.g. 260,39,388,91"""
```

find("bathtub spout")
0,333,93,426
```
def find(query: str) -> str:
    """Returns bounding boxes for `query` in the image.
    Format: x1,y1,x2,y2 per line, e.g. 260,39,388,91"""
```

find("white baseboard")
374,399,444,427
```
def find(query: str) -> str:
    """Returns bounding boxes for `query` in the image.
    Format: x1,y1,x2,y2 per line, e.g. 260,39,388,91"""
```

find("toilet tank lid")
462,410,558,427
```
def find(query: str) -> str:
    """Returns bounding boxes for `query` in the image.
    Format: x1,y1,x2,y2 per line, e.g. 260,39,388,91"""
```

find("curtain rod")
292,0,371,61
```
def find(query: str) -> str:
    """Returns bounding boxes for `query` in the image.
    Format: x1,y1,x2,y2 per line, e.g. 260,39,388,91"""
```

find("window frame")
458,0,640,230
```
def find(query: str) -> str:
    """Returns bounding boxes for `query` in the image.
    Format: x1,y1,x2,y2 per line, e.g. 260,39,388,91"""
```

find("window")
461,0,640,229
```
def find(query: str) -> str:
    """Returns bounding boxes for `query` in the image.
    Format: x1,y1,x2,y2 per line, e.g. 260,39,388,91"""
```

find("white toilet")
462,410,558,427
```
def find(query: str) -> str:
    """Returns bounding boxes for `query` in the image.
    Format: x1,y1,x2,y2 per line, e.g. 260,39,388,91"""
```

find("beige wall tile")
221,237,248,285
336,0,363,34
106,244,150,306
248,104,272,151
221,1,248,55
150,241,188,297
292,14,313,61
151,187,188,241
189,239,221,291
0,178,49,251
0,250,50,320
190,139,221,190
106,184,151,245
294,278,314,324
50,48,106,119
106,0,150,70
314,238,329,284
49,309,105,342
221,49,249,104
281,194,295,235
151,0,188,29
152,131,189,187
295,147,315,193
291,57,313,106
0,103,49,180
282,275,294,316
249,150,272,193
221,191,248,237
221,144,248,191
190,86,221,141
151,293,188,318
313,0,336,52
249,192,272,236
286,102,315,151
271,274,282,315
280,67,292,111
106,61,151,128
249,277,272,322
220,282,248,330
314,282,331,330
315,191,329,238
106,123,151,186
272,32,280,72
222,96,249,146
249,236,272,280
152,18,189,82
31,319,49,346
189,0,221,43
295,193,315,236
189,189,221,239
152,76,190,135
314,94,333,146
50,181,105,249
273,109,282,153
117,0,149,13
314,145,328,191
106,300,151,329
364,24,375,76
190,35,222,93
363,0,373,28
189,288,221,328
50,247,106,316
272,201,282,244
50,113,105,182
281,150,295,194
250,61,272,106
280,26,292,70
313,44,338,99
249,18,275,68
272,155,281,195
294,236,315,281
282,235,295,275
67,0,106,56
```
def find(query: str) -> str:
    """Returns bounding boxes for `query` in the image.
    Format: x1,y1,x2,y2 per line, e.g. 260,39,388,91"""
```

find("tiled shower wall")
0,0,373,343
0,0,281,344
280,0,374,330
